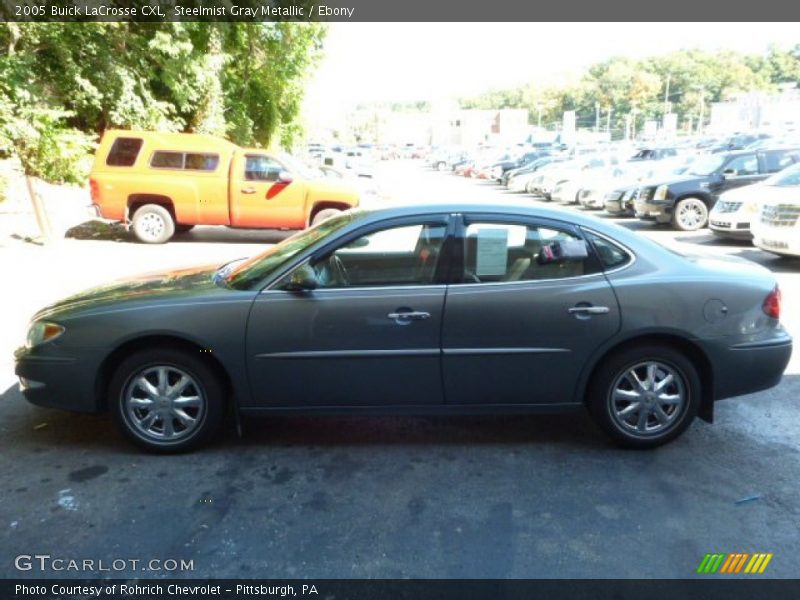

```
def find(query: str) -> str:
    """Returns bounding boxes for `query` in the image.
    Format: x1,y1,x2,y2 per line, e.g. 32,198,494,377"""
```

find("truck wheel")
311,208,342,227
132,204,175,244
673,197,708,231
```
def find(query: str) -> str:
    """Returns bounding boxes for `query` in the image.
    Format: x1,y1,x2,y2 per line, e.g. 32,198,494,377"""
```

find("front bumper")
709,217,753,239
753,227,800,257
15,347,100,413
634,199,673,224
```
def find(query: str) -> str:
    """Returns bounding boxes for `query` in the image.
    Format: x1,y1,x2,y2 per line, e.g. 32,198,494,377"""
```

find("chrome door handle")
387,311,430,321
568,306,610,315
241,187,256,194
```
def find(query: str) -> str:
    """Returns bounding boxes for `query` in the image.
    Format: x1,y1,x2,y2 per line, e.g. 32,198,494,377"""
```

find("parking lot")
1,159,799,578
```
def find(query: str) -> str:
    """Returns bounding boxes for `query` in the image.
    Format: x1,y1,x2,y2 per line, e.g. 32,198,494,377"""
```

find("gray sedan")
15,203,792,452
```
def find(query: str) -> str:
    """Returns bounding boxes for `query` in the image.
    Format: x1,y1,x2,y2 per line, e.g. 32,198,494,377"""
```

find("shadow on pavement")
0,379,603,453
64,220,293,245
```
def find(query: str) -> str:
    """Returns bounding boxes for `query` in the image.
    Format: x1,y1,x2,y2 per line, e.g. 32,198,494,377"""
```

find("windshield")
224,212,359,289
688,154,727,176
766,163,800,186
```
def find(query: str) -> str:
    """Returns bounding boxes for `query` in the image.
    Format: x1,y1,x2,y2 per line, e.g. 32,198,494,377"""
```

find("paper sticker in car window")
475,228,509,276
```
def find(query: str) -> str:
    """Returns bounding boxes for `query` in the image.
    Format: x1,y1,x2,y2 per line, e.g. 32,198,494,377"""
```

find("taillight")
89,178,100,202
763,286,781,319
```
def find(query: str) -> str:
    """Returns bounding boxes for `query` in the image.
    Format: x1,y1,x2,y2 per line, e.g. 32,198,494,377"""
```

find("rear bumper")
14,349,100,413
703,334,793,401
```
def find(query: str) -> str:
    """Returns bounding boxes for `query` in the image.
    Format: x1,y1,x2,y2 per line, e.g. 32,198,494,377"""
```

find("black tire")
175,224,195,234
672,197,709,231
131,203,175,244
109,348,226,453
311,208,342,226
587,344,700,449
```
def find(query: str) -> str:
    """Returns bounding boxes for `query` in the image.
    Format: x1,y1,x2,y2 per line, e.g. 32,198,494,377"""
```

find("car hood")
34,264,227,321
644,174,704,188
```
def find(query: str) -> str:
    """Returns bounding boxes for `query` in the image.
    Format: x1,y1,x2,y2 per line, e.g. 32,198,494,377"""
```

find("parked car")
490,151,544,181
629,147,680,161
600,160,696,214
90,131,360,244
528,155,623,199
505,156,563,190
604,187,639,217
16,203,791,453
710,163,800,240
633,148,800,231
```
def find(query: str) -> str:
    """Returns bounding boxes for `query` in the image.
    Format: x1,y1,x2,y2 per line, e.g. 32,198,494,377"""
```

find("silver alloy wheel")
677,199,707,230
123,366,205,443
608,361,687,437
138,212,166,241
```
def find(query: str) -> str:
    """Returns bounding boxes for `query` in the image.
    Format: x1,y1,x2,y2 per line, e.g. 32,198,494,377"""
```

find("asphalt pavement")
1,161,799,578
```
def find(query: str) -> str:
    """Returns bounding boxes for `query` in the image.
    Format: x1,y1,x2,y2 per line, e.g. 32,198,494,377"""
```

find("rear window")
150,151,220,171
106,137,143,167
585,231,632,270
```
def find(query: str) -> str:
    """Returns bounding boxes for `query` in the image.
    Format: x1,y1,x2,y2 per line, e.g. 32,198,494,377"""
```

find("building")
709,89,800,134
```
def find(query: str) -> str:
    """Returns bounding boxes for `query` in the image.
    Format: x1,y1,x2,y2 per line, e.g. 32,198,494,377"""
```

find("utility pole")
595,102,600,133
663,74,671,116
536,103,543,129
697,88,705,134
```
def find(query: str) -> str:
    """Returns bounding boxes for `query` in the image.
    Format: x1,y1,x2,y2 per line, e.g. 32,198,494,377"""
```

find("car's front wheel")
673,197,708,231
109,348,226,453
587,344,700,449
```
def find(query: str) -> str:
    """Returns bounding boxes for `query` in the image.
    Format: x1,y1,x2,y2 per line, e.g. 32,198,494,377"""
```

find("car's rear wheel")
587,344,700,448
109,348,225,453
673,197,708,231
311,208,342,226
131,204,175,244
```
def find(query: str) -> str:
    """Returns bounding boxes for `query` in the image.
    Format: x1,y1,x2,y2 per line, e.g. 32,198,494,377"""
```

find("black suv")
634,148,800,230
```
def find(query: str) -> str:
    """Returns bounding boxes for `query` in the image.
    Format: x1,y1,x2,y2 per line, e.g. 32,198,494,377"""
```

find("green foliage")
0,22,327,183
461,45,800,136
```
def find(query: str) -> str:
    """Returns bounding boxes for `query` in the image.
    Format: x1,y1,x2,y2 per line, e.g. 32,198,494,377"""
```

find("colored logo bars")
697,553,773,574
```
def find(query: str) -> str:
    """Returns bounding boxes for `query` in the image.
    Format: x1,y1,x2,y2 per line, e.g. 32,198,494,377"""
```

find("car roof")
356,200,613,229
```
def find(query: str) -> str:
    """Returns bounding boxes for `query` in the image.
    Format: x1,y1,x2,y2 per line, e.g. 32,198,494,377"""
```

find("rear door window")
150,151,220,171
106,137,143,167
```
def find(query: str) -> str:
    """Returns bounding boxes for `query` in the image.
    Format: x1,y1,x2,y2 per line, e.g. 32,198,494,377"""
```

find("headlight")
653,185,669,201
26,321,65,349
605,191,623,201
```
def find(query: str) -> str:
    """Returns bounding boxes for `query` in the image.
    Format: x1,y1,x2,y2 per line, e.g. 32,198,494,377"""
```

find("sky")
303,22,800,122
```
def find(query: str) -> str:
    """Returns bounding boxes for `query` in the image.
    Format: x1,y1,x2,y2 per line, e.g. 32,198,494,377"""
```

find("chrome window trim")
580,226,638,276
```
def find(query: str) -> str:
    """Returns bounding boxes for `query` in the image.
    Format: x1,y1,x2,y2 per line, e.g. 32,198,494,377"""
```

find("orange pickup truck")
89,130,360,243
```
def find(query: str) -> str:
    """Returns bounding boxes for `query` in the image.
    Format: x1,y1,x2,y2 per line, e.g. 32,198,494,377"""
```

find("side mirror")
722,168,736,177
278,170,294,184
282,264,318,292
